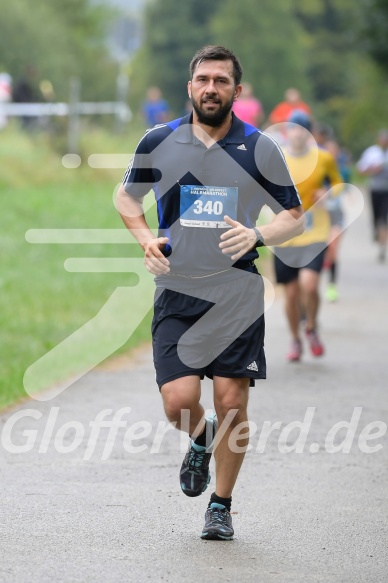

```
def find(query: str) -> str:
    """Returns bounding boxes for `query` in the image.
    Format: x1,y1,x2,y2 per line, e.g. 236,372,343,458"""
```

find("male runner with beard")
117,46,304,540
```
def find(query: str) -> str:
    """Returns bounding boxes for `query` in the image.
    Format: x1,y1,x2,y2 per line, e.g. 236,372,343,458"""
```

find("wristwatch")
252,226,265,247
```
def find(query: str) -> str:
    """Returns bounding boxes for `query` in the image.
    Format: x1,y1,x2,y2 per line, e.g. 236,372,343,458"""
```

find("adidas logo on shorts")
247,361,258,371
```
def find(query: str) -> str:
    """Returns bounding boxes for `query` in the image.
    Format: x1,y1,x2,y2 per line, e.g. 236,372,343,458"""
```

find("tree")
294,0,359,102
293,0,388,153
359,0,388,75
210,0,311,114
131,0,310,116
129,0,386,155
130,0,223,114
0,0,118,102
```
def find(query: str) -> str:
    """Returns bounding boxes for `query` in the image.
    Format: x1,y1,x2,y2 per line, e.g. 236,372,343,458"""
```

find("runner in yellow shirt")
273,110,343,361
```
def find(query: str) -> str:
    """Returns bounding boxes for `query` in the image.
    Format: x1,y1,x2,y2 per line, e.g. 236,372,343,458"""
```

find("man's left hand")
219,216,257,261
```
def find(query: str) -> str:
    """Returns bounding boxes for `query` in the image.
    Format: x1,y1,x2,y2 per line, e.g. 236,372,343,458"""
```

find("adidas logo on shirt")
247,361,258,371
237,144,247,150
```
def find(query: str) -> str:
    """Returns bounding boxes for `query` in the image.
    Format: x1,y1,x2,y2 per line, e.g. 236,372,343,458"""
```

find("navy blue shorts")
371,190,388,228
274,243,326,284
151,270,266,389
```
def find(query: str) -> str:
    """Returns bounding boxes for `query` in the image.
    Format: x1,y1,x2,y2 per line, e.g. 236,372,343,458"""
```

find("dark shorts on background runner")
371,190,388,228
274,243,326,284
151,270,266,389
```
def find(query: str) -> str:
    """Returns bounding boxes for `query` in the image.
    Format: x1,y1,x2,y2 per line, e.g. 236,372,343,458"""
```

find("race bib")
304,210,314,231
180,185,238,228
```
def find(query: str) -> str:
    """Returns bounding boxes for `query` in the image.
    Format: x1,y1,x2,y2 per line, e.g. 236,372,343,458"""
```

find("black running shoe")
201,503,234,540
179,417,216,498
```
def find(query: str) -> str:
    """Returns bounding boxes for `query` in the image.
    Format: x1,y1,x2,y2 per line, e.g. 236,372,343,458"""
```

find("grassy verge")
0,121,154,409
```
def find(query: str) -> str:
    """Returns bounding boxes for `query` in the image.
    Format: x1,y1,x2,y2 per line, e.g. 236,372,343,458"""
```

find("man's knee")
300,270,320,294
161,377,200,423
302,279,319,295
214,380,249,423
285,279,299,302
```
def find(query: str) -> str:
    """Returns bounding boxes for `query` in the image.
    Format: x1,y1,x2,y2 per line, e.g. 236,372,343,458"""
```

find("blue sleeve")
122,132,157,199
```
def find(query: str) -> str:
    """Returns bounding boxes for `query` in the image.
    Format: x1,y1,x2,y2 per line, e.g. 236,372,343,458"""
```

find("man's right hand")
143,237,170,274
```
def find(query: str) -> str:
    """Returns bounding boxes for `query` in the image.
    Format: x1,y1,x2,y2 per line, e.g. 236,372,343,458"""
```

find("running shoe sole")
201,530,234,541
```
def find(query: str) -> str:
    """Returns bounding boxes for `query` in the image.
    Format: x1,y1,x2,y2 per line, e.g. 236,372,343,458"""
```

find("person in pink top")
232,82,264,127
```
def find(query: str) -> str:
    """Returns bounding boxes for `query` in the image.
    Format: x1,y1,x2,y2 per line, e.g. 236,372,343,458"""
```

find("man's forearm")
259,207,305,246
117,185,155,249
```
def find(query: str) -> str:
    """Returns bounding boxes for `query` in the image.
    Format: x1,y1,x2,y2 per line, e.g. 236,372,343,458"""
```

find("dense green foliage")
0,0,119,101
130,0,223,112
1,0,387,153
210,0,310,114
360,0,388,73
131,0,308,115
131,0,388,155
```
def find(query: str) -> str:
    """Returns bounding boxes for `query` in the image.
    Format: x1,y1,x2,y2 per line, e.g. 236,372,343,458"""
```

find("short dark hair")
189,46,243,86
313,121,334,139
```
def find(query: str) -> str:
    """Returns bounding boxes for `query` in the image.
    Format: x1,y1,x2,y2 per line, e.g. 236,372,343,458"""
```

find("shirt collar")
174,112,246,145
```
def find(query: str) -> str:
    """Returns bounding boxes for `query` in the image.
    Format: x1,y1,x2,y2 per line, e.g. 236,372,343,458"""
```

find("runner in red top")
269,87,311,125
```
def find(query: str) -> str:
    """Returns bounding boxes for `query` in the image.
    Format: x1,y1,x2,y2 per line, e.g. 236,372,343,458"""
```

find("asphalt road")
0,192,387,583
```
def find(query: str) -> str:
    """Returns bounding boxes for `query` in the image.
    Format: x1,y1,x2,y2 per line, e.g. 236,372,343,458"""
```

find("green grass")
0,121,155,409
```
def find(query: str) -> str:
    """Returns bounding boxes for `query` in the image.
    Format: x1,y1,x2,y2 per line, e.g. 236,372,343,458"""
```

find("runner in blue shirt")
142,86,170,128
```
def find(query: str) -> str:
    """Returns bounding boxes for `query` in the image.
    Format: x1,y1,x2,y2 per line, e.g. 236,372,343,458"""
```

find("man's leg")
212,376,250,497
161,375,216,498
325,226,342,301
274,253,302,361
161,375,204,437
200,376,249,541
299,268,324,356
376,220,388,262
325,225,342,275
283,277,304,361
299,268,320,332
284,278,301,341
